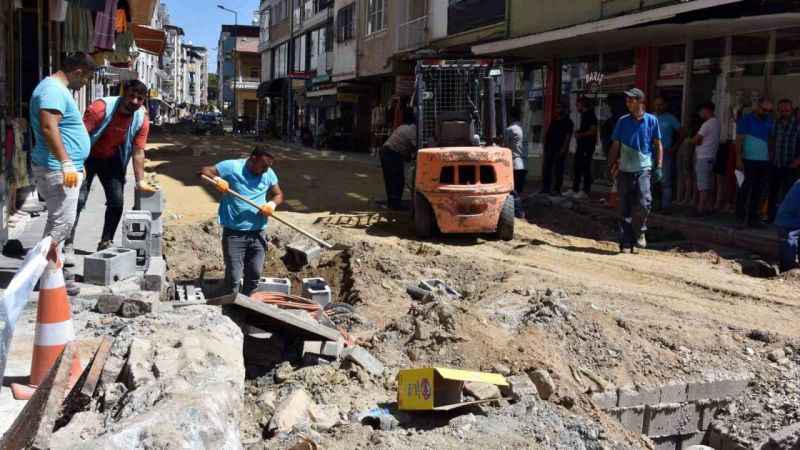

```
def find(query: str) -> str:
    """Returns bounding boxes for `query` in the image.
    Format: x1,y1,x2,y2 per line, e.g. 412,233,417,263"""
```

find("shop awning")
473,0,743,56
306,88,337,98
257,79,287,98
130,0,159,26
131,24,166,56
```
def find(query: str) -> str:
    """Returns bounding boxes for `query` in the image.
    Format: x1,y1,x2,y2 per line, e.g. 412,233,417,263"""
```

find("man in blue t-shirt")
200,147,284,295
30,52,95,293
775,180,800,272
735,98,775,228
653,97,682,210
608,88,664,251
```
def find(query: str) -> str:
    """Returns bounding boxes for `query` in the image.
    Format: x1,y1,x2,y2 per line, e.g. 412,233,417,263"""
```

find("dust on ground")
148,134,800,448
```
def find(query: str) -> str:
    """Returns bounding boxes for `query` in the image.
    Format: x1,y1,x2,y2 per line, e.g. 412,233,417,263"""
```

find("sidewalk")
0,167,134,431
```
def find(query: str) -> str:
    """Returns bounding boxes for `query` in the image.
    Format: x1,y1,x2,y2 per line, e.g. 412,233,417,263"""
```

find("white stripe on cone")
34,321,76,346
39,267,66,290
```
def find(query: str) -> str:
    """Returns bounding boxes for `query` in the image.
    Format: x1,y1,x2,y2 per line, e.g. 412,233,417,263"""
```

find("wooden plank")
56,337,113,430
0,342,77,450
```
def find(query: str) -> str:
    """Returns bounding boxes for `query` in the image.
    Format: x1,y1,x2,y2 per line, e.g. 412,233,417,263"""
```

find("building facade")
218,24,261,121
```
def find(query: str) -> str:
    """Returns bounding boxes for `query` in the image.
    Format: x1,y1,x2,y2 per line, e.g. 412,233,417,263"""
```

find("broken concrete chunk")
275,361,294,384
302,340,342,360
95,295,125,314
121,338,154,390
464,381,502,400
268,388,337,434
119,299,152,318
501,374,538,401
529,369,555,401
342,346,384,377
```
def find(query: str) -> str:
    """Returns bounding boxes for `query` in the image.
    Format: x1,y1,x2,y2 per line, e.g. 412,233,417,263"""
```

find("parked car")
193,112,224,135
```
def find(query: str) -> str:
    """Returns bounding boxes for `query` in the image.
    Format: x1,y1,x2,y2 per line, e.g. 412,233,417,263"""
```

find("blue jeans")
222,228,268,295
661,151,675,209
618,170,652,243
778,227,800,272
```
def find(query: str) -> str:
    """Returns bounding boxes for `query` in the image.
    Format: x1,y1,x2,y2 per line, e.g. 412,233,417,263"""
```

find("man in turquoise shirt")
200,147,284,295
654,97,682,210
736,98,774,228
608,88,664,252
30,52,95,294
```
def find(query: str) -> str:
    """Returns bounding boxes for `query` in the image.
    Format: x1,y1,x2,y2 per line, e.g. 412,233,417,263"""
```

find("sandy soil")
146,134,800,448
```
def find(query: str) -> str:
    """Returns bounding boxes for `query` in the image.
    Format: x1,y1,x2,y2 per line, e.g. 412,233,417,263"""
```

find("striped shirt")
773,117,800,168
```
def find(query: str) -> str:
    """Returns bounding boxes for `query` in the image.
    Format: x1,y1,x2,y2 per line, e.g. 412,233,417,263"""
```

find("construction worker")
199,147,284,295
379,108,417,210
67,80,156,255
30,52,96,295
607,88,664,251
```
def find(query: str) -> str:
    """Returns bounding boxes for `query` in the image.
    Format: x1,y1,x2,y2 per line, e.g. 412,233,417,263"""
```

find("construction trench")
4,138,800,450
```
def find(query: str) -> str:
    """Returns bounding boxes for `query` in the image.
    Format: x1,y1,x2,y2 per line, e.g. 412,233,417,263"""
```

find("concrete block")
302,340,342,359
591,390,618,409
143,257,166,292
660,381,688,404
342,346,384,376
618,384,660,407
677,432,705,449
651,435,678,450
609,406,645,434
151,213,163,235
83,247,138,286
686,371,750,402
697,398,730,431
286,241,322,267
122,210,153,265
645,403,699,437
136,190,165,214
419,279,462,299
255,277,291,295
302,278,332,307
149,234,162,258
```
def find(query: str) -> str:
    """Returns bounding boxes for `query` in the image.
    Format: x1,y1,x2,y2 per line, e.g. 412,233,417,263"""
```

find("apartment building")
218,24,261,121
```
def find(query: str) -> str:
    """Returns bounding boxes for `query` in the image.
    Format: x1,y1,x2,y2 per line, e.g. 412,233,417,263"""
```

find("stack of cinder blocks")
591,370,751,450
83,248,138,286
136,190,164,258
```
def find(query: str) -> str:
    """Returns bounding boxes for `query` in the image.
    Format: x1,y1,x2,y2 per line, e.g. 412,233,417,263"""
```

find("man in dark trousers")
736,98,774,228
379,109,417,210
768,99,800,223
567,97,598,200
504,105,527,218
67,80,156,254
200,147,284,295
540,102,574,195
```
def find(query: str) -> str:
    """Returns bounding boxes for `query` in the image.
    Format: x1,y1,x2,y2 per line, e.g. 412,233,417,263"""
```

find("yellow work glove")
212,176,230,193
259,201,277,218
61,161,80,188
136,179,158,193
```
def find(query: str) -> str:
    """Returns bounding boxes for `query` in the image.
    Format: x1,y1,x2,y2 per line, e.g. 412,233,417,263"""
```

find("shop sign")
288,71,311,80
584,72,605,91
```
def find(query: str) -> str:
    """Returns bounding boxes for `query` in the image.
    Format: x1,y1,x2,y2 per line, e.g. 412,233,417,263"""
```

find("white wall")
332,0,357,81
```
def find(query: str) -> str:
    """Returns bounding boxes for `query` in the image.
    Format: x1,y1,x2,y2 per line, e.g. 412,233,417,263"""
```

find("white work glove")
61,161,80,188
259,201,277,218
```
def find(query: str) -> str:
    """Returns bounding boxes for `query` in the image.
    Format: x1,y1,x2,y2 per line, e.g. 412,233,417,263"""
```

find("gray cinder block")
83,248,137,286
301,278,332,306
255,277,291,295
143,257,166,292
136,190,165,214
286,241,322,267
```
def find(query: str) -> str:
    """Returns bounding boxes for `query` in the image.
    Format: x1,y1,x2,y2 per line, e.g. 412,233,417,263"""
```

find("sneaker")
97,240,113,251
636,233,647,249
563,190,577,198
574,191,588,200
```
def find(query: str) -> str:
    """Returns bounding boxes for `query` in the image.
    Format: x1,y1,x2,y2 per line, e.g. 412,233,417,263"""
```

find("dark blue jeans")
736,159,770,226
778,227,800,272
222,228,268,295
618,170,652,243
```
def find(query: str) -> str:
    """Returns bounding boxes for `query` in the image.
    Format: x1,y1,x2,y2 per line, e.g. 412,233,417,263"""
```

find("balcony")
398,16,427,52
230,77,260,90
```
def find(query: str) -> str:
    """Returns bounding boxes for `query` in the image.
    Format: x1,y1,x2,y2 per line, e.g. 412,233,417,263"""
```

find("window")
250,68,259,79
367,0,386,35
336,4,355,42
293,35,306,72
274,42,288,78
324,22,333,51
304,0,314,21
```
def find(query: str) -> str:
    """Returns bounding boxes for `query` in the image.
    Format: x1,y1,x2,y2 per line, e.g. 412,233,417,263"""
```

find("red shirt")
83,100,150,159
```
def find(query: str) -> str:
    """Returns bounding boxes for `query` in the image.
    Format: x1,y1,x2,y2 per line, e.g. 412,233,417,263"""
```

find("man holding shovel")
199,147,284,295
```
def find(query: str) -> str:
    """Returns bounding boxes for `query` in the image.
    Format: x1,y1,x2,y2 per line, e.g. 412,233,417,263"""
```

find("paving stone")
609,406,645,434
645,402,699,437
342,346,384,377
136,190,165,214
591,390,618,409
143,257,166,292
302,340,342,359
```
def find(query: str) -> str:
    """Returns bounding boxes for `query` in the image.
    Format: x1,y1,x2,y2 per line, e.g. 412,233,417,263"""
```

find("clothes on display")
3,118,32,192
64,1,95,53
114,8,127,33
92,0,117,51
49,0,68,22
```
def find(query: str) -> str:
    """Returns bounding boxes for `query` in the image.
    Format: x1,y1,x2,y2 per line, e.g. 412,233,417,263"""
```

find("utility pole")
218,5,238,119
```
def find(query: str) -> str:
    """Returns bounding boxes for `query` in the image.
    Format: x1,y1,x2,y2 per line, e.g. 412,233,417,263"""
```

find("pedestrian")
566,97,598,200
768,99,800,223
540,102,574,195
735,98,774,228
379,108,417,210
504,105,527,218
66,80,156,255
775,180,800,272
653,97,682,211
691,101,721,215
199,147,284,295
30,52,96,295
607,88,663,250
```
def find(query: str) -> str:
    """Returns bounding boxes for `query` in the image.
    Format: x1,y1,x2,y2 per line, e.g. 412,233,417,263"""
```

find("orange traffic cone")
11,258,81,400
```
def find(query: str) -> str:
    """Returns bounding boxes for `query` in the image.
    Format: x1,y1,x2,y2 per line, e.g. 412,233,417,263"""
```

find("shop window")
336,4,355,42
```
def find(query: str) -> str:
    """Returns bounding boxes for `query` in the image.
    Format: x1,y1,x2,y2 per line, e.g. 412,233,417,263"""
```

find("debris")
95,295,125,314
419,279,462,299
353,407,400,431
343,346,384,377
275,361,294,384
268,388,339,434
501,374,538,402
530,368,555,400
121,338,154,390
406,284,434,302
464,381,502,400
578,367,612,392
397,368,508,411
767,349,786,363
302,340,343,361
118,299,152,318
57,337,113,428
301,278,332,307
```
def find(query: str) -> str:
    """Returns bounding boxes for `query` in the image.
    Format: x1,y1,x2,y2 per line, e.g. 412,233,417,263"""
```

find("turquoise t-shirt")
737,112,774,161
612,113,662,173
216,159,279,231
30,77,91,171
656,113,680,151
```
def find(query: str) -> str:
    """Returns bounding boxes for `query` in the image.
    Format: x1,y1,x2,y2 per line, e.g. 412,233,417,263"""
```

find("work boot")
636,232,647,249
97,240,113,251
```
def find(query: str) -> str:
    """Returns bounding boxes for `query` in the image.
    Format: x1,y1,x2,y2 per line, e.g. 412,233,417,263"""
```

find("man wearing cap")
608,88,663,251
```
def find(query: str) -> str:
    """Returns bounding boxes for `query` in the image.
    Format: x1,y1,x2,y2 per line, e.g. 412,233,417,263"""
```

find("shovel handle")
201,174,333,249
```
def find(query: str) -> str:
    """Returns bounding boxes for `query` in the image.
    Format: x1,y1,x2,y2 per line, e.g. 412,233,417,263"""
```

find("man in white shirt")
504,105,526,218
692,101,721,215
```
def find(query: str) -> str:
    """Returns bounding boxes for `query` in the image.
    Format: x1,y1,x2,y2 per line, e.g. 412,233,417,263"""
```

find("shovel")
201,174,334,250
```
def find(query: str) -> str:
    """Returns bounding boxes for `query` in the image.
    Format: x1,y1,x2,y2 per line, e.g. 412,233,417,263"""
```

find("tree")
208,73,220,102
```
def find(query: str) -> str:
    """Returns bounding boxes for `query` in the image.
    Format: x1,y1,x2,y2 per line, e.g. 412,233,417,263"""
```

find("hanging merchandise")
114,8,127,33
92,0,116,51
108,30,134,66
66,0,105,12
49,0,68,22
64,1,95,53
